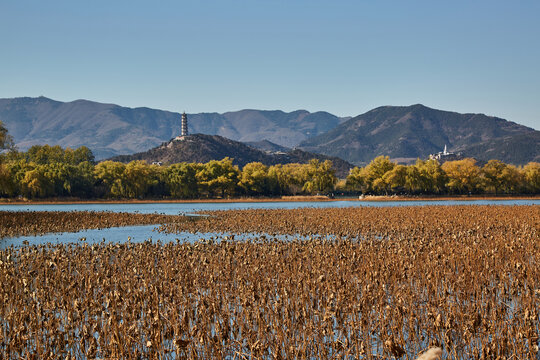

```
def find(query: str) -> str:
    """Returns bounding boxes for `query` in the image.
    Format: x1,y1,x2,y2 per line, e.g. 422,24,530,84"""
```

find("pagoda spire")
181,112,188,136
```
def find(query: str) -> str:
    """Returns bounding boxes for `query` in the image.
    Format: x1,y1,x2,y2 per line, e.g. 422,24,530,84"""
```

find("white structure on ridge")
429,144,461,162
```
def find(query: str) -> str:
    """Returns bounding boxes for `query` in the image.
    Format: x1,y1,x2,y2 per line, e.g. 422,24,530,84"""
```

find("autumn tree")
441,158,481,194
345,167,365,193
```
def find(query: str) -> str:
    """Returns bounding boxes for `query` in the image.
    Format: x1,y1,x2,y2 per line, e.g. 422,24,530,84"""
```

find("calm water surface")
0,225,311,249
0,199,538,214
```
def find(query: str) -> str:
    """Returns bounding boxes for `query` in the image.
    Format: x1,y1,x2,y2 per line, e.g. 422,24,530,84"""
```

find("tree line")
0,144,340,199
0,143,538,199
346,156,539,195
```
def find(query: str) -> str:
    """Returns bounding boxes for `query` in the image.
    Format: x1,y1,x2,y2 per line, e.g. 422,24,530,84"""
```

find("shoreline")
0,194,539,205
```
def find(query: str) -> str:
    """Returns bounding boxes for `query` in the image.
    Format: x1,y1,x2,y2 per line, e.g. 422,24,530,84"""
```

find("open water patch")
0,226,331,249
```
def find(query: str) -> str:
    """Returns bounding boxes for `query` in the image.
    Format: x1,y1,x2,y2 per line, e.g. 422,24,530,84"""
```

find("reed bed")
0,211,182,239
1,205,539,359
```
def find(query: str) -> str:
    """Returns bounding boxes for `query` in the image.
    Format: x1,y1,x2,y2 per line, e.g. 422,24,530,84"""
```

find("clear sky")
1,0,539,129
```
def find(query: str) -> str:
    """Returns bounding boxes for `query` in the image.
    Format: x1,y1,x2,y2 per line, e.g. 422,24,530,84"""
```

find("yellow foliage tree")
441,158,481,194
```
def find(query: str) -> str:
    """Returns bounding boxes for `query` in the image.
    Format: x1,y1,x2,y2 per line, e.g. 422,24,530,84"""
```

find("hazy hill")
299,104,539,165
109,134,354,178
0,97,346,159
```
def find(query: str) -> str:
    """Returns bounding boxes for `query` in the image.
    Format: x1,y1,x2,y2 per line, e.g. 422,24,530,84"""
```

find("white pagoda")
175,112,189,140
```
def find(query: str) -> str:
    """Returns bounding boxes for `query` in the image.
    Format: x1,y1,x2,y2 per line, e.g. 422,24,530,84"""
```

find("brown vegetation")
0,211,180,239
159,205,540,240
1,205,539,358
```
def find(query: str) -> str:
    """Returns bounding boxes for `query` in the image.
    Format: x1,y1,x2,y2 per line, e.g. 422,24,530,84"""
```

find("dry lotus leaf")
0,205,538,358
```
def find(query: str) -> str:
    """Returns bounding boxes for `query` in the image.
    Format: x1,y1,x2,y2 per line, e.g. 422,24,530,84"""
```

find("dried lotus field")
1,205,539,359
0,211,183,239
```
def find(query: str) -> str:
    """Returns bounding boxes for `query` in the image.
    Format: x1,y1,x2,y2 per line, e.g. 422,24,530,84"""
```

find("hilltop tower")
181,112,188,136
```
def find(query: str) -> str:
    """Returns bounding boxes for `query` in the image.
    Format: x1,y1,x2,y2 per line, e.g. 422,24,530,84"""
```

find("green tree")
70,161,96,197
522,162,540,194
2,159,34,196
268,163,310,195
361,156,396,194
122,161,158,198
0,162,18,197
94,161,127,198
162,163,198,198
18,162,84,198
303,159,337,194
20,165,53,198
24,145,95,165
25,145,66,164
482,160,507,194
415,159,447,194
404,165,421,193
499,164,523,194
0,120,14,151
345,167,365,193
196,158,240,198
64,146,95,164
240,162,271,195
383,164,407,193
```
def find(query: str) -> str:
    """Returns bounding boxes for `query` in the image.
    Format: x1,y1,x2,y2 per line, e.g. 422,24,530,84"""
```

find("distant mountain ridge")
109,134,354,178
299,104,539,165
1,97,538,166
0,97,347,159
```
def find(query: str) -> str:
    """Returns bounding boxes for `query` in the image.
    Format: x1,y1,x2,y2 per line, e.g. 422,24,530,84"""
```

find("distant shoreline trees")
346,156,539,195
0,145,539,199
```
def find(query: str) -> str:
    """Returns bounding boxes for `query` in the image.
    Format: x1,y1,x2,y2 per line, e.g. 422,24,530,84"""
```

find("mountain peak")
300,105,539,165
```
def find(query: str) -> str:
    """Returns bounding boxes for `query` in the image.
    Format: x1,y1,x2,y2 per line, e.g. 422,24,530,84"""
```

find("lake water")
0,199,538,215
1,199,538,249
0,225,313,249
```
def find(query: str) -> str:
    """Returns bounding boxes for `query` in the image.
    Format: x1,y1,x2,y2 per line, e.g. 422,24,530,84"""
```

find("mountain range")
0,97,346,159
300,104,539,165
0,96,538,166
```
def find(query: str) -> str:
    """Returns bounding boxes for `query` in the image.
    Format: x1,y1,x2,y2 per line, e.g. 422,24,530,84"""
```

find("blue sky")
1,0,539,129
